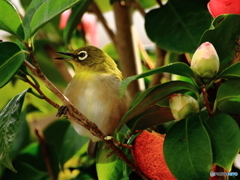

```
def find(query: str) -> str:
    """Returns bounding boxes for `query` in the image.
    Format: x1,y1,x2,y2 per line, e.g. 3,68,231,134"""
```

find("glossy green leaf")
96,142,131,180
118,81,198,131
10,111,30,160
203,113,240,171
0,89,30,172
59,125,88,168
127,105,174,132
216,62,240,79
145,0,211,53
0,42,25,88
23,0,85,40
201,14,240,65
216,79,240,114
120,62,196,96
0,0,24,39
19,0,31,10
164,115,212,180
63,0,93,43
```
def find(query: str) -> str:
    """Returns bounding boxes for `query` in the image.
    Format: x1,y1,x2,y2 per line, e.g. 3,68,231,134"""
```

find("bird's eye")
77,51,88,60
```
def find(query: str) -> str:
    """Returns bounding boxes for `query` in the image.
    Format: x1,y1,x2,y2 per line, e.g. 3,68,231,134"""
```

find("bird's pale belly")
64,74,129,141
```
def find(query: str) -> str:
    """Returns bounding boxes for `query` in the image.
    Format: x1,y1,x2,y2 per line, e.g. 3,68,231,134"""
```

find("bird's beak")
55,52,76,60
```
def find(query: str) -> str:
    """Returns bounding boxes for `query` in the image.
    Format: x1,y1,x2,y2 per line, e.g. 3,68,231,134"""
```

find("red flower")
208,0,240,18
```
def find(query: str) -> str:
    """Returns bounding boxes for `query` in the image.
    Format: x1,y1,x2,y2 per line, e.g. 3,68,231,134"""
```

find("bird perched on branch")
56,46,131,156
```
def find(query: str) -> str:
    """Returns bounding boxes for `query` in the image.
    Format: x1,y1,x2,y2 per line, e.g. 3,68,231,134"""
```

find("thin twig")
130,0,145,17
201,87,213,117
90,1,116,45
137,36,155,70
35,128,56,180
25,73,59,109
156,0,163,6
23,53,147,179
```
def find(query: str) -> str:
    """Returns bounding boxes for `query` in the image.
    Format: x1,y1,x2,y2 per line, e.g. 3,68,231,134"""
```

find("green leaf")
63,0,93,43
203,113,240,171
127,105,174,132
120,62,196,96
201,14,240,65
59,125,88,168
216,62,240,79
95,0,112,12
0,0,24,39
0,42,25,88
164,115,212,180
216,79,240,114
2,162,48,180
43,119,70,177
10,111,30,160
96,142,131,180
145,0,211,53
43,119,70,152
118,81,198,131
23,0,86,40
0,89,30,172
136,0,157,9
10,143,49,178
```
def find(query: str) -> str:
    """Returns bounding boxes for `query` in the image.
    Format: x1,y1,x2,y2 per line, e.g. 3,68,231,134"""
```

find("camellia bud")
169,94,200,120
190,42,219,83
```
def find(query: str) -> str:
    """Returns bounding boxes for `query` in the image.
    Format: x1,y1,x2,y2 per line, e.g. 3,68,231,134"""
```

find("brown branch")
130,0,146,17
23,52,147,179
201,87,213,117
232,38,240,64
35,128,56,180
156,0,163,6
216,166,228,180
149,46,167,87
24,72,59,109
113,1,144,98
90,1,116,45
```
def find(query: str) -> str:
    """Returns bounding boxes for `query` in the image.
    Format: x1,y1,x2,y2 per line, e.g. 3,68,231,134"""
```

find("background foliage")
0,0,240,180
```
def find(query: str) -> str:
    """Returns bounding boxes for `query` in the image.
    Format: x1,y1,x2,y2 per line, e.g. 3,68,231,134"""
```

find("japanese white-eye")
56,46,131,155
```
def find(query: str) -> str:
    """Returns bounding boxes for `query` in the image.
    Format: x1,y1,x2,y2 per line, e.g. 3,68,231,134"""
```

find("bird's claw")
56,106,68,117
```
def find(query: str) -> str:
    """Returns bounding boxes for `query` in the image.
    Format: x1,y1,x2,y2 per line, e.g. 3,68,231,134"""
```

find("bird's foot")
56,105,68,117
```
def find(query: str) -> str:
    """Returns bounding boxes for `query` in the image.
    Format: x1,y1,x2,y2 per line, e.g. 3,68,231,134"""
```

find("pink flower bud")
169,94,200,121
207,0,240,18
190,42,219,83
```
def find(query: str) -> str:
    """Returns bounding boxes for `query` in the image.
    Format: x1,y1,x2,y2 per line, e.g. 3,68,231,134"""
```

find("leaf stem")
201,87,213,117
130,0,145,17
155,0,163,6
35,128,56,180
91,1,116,45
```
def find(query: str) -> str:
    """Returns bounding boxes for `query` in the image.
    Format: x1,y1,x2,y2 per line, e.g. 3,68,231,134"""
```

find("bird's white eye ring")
77,51,88,60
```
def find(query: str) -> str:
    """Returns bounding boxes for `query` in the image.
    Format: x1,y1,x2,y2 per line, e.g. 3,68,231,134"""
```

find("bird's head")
56,46,122,78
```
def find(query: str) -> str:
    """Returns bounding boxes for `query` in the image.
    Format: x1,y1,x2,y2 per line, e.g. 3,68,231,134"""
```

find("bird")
55,46,131,156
